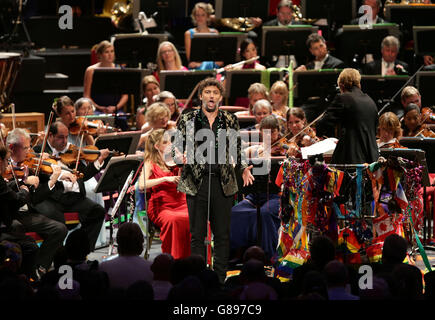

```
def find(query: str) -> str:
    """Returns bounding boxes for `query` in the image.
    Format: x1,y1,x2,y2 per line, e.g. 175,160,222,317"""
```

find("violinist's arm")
84,133,95,146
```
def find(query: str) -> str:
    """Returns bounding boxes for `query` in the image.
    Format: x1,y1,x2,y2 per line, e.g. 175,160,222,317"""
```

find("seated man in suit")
263,0,303,68
350,0,385,25
295,33,345,71
363,35,409,76
33,121,110,251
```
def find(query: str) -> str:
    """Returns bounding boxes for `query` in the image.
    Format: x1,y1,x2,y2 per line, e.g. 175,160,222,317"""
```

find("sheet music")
301,138,338,159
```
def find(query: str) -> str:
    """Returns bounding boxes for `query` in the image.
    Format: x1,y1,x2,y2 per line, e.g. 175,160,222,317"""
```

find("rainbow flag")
366,242,383,263
338,228,361,254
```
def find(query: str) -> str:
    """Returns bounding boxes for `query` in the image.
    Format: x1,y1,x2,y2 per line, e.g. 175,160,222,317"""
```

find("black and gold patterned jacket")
173,108,247,197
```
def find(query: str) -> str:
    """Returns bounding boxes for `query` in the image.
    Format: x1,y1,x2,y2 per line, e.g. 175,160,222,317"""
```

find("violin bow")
271,110,327,148
0,127,20,189
35,111,54,176
75,132,86,172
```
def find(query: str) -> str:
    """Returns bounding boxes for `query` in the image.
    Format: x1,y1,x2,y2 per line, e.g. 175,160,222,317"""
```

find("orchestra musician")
285,107,319,158
402,104,435,138
32,121,110,251
245,99,273,131
377,112,403,148
136,75,161,130
5,128,68,274
235,82,269,117
231,115,283,260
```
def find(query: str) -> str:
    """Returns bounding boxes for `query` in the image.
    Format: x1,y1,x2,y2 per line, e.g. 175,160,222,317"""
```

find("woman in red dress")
138,129,191,259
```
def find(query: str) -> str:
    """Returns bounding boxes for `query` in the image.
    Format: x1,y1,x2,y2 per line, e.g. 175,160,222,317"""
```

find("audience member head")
126,280,154,301
424,271,435,300
323,260,348,288
378,112,402,142
252,99,273,125
240,259,266,284
151,253,174,281
48,121,69,151
382,234,408,265
269,80,289,108
142,75,160,105
248,83,268,112
309,235,336,269
156,41,183,71
185,254,207,276
401,86,421,109
337,68,361,92
275,0,294,25
145,102,171,130
116,222,144,256
243,246,267,265
74,97,95,116
306,33,328,61
65,229,91,263
6,128,30,163
359,276,391,300
381,36,400,64
168,275,205,301
54,96,76,126
300,270,328,299
191,2,214,26
391,263,423,300
154,90,180,121
286,107,307,136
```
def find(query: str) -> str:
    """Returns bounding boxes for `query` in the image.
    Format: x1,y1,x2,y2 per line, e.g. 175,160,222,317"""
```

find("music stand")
385,4,435,39
413,27,435,56
239,156,284,248
416,71,435,107
91,68,150,114
293,69,342,101
337,25,391,65
95,130,142,156
361,75,411,109
113,34,167,68
94,154,142,254
261,26,318,61
224,70,283,100
214,0,269,20
159,70,216,99
190,34,238,65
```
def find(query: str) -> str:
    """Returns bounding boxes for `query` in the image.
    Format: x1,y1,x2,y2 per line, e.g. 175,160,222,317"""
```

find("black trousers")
14,212,68,269
33,194,105,251
186,174,234,284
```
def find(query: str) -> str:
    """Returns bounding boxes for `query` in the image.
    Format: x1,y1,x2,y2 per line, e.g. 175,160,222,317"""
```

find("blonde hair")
142,75,160,92
144,129,166,168
145,102,171,125
337,68,361,91
248,83,268,100
270,80,289,105
401,86,420,102
191,2,214,25
156,41,183,71
378,112,402,139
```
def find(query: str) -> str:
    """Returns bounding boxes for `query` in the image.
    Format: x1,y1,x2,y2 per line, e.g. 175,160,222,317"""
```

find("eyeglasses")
161,49,174,55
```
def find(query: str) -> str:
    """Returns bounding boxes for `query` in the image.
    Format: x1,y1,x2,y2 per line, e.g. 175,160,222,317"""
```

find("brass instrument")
219,17,256,32
111,1,132,30
384,0,427,4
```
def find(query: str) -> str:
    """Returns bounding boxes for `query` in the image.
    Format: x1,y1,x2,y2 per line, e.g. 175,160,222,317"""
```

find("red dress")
147,163,191,259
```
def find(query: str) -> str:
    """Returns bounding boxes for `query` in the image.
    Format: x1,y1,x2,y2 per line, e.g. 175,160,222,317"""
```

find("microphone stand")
205,140,213,269
377,64,425,116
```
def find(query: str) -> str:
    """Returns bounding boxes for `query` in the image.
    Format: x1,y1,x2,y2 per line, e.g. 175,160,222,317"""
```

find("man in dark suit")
262,0,304,68
33,121,110,250
295,33,345,71
317,68,379,164
363,35,408,76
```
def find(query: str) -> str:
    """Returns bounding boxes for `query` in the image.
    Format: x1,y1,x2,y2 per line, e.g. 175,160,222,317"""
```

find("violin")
23,152,84,178
69,117,117,136
2,165,27,182
421,107,435,124
57,144,122,165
